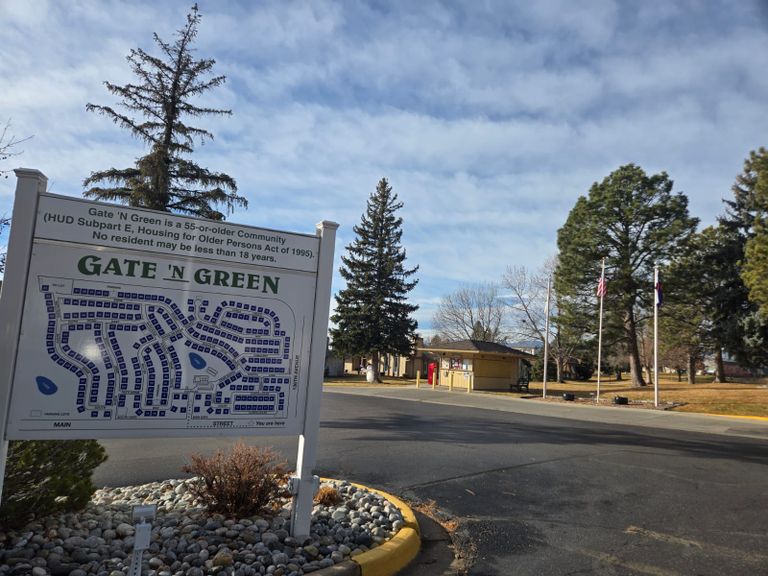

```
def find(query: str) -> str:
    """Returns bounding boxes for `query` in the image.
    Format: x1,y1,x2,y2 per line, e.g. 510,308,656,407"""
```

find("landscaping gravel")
0,479,405,576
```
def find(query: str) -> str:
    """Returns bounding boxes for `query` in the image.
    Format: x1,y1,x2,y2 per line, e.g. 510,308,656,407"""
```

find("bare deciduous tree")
0,120,32,179
504,263,550,342
1,119,31,275
432,283,506,343
503,259,580,382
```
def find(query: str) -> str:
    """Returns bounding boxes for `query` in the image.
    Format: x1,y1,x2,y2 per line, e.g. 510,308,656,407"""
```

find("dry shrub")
314,485,342,506
182,443,290,516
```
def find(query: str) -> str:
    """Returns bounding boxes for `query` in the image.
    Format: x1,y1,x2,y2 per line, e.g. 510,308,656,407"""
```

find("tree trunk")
556,356,564,383
713,348,726,383
370,350,383,383
625,310,646,387
687,354,696,385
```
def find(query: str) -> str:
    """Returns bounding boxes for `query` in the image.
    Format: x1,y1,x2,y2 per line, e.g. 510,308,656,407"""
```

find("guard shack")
420,340,534,392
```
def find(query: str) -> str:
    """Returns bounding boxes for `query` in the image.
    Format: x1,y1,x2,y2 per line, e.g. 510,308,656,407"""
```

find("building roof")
421,339,535,357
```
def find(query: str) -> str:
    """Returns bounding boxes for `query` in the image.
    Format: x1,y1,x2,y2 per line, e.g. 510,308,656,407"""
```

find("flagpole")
596,258,606,403
542,275,552,398
654,264,659,408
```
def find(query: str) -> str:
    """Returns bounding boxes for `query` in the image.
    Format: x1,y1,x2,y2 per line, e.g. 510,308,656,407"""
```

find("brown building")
419,340,535,391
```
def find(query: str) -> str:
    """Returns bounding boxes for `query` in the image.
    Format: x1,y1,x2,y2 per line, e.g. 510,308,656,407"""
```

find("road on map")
94,391,768,576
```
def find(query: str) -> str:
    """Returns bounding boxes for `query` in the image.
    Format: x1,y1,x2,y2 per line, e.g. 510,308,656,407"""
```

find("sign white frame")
0,170,338,537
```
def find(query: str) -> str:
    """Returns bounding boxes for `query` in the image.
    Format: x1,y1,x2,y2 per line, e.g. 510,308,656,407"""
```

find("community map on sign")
28,275,300,431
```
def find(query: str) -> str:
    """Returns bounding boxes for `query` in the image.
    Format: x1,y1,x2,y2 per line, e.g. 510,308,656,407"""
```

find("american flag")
655,281,663,307
597,275,607,298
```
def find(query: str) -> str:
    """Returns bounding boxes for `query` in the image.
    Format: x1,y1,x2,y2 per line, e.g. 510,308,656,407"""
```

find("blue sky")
2,0,767,334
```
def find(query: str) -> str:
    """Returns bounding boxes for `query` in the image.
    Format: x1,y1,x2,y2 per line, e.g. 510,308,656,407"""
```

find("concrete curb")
314,482,421,576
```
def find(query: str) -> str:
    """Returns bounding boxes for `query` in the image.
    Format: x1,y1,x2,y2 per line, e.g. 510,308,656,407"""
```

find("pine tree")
721,147,767,234
667,225,744,382
740,148,768,316
556,164,698,387
83,5,246,220
330,178,419,381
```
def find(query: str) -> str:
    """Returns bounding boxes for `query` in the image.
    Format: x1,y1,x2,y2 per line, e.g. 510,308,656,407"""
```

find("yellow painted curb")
321,479,421,576
703,412,768,422
354,527,420,576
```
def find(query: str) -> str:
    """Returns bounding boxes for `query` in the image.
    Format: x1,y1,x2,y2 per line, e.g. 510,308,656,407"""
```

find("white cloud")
1,0,767,333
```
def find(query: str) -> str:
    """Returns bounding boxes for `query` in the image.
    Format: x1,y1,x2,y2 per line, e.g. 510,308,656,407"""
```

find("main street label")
6,195,322,439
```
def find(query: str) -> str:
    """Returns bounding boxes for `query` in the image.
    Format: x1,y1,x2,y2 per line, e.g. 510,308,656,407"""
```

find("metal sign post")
128,504,157,576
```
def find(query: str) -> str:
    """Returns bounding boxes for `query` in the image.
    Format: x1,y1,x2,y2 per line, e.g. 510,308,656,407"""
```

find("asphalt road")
93,390,768,576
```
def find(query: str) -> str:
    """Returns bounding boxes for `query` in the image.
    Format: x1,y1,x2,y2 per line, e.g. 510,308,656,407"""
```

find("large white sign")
0,171,337,537
2,191,333,440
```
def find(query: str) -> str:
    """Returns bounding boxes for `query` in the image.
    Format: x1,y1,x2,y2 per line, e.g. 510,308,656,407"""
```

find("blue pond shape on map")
36,376,58,396
189,352,207,370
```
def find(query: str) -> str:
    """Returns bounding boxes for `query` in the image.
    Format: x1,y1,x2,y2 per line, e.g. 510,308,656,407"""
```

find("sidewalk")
325,385,768,441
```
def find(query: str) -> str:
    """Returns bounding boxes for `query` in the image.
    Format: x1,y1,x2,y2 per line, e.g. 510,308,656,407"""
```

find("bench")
510,377,530,392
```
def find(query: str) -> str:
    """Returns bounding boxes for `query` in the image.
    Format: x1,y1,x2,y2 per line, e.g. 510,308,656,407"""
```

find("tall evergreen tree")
330,178,419,381
83,5,246,220
721,148,766,234
556,164,698,387
706,148,768,372
667,226,747,381
740,148,768,315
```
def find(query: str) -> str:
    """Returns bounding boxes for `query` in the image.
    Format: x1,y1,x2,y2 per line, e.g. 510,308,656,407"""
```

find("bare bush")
182,443,290,516
314,484,342,506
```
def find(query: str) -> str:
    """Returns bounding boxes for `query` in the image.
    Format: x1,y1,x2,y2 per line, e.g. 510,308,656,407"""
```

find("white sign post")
0,170,337,537
0,169,48,500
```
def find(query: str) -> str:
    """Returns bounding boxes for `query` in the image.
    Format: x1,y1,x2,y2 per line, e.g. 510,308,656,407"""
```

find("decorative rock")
212,550,233,567
0,479,403,576
260,533,279,546
302,545,319,558
354,533,373,547
254,519,270,532
115,523,134,538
